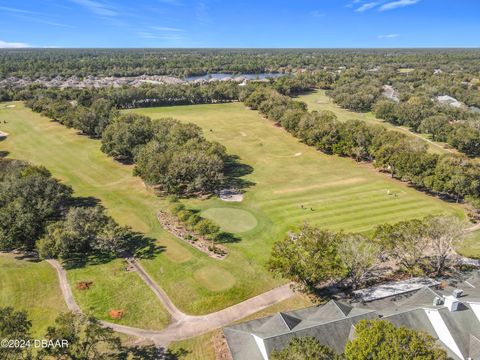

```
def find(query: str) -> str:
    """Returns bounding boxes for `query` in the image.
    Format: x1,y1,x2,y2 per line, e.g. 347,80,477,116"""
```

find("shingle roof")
224,272,480,360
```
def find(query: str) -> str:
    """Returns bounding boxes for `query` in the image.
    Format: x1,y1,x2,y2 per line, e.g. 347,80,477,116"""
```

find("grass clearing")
168,331,218,360
0,254,67,337
298,90,455,155
1,101,464,317
457,230,480,259
193,265,237,292
67,259,171,329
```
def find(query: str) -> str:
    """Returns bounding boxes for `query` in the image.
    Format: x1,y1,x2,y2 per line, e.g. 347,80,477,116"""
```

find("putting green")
202,208,258,233
193,265,236,292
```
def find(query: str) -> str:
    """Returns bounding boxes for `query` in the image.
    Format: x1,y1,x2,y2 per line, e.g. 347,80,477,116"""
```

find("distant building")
223,273,480,360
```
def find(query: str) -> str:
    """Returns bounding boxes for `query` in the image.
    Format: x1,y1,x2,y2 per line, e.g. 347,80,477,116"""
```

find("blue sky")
0,0,479,48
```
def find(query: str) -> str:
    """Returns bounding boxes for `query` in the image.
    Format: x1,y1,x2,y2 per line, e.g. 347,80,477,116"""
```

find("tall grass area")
0,101,464,317
0,254,67,337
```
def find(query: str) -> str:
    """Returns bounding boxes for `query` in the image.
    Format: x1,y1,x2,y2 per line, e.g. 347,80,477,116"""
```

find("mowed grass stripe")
257,181,409,206
267,188,421,211
270,197,432,227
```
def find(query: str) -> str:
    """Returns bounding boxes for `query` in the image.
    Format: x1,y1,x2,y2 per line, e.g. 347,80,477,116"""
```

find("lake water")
184,73,286,82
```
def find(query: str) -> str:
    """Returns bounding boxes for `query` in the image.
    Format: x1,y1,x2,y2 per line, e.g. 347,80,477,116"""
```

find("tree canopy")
271,337,341,360
344,320,447,360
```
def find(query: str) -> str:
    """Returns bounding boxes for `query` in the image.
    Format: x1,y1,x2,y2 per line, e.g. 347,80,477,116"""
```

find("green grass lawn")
67,259,171,329
0,101,464,318
456,230,480,259
0,254,67,337
0,102,283,315
298,90,455,156
132,103,463,301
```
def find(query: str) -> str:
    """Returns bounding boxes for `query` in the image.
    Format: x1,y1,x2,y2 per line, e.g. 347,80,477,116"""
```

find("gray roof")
224,272,480,360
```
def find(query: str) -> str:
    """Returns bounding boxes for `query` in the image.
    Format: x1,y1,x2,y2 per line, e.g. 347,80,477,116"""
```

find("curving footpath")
46,224,480,346
47,259,294,346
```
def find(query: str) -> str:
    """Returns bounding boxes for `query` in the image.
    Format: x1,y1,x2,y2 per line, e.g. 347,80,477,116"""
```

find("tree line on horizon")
1,48,480,79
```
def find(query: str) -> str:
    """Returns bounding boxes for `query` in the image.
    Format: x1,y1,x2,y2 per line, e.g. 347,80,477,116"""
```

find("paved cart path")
47,259,294,346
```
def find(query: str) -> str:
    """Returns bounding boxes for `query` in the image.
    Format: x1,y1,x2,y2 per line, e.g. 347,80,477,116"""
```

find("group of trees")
0,159,133,259
0,307,171,360
2,48,479,79
102,114,227,195
245,88,480,209
374,98,480,157
272,320,447,360
320,64,480,157
24,82,241,137
328,69,383,112
27,96,118,137
169,201,221,248
23,86,232,196
268,215,466,292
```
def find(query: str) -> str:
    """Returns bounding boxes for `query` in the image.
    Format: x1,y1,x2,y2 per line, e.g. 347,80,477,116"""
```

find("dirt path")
467,223,480,233
46,259,294,346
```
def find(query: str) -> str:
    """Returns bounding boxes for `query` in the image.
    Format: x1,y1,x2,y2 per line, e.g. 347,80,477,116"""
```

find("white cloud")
378,33,399,38
0,40,32,48
71,0,117,16
137,26,185,41
356,2,379,12
379,0,419,11
150,26,183,32
0,5,39,15
0,40,58,48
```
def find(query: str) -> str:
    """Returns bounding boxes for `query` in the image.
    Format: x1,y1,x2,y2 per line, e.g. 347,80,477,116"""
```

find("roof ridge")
260,309,378,340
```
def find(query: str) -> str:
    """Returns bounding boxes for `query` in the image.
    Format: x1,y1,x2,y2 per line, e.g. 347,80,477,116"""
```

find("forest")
1,48,480,78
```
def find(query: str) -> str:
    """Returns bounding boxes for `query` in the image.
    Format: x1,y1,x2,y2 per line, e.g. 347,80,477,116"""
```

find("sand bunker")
240,132,247,137
219,189,244,202
294,152,302,157
0,131,8,138
5,105,15,108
